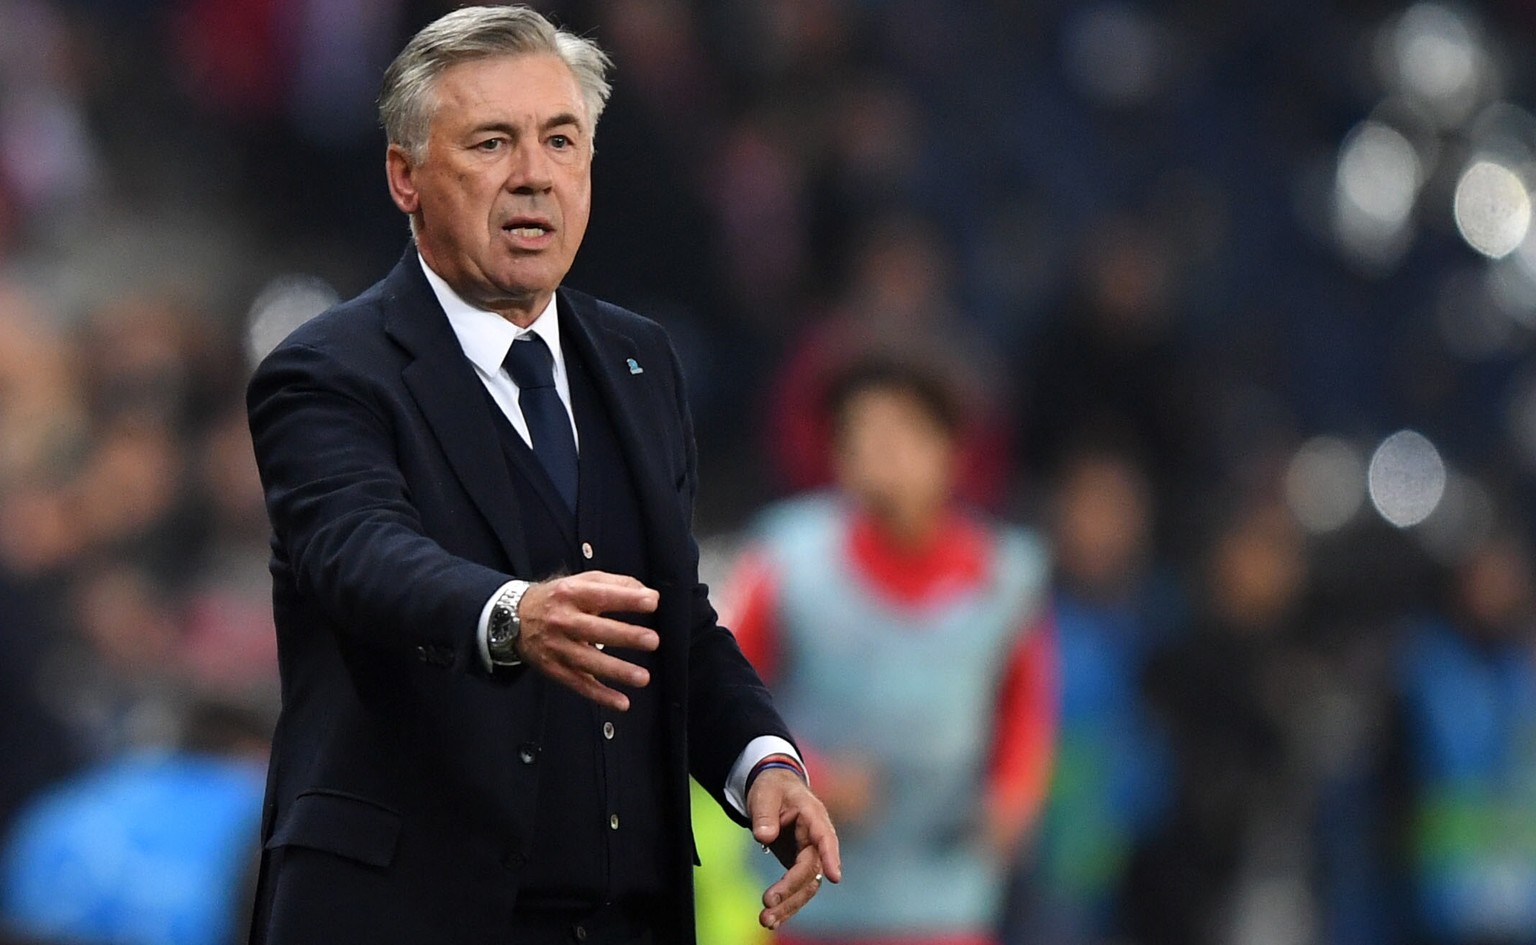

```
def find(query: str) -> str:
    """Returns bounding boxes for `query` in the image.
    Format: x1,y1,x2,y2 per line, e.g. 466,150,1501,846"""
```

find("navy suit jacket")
246,251,788,944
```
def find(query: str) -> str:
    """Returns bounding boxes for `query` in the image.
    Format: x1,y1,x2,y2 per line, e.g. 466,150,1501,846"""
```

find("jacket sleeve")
248,339,510,663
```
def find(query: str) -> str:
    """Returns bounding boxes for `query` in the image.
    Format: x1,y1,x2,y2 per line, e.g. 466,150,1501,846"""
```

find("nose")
505,138,553,194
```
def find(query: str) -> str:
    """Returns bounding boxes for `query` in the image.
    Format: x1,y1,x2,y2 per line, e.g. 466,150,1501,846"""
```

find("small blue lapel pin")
626,357,644,375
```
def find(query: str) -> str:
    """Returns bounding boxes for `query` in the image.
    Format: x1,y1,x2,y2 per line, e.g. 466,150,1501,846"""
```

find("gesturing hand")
747,768,842,931
513,571,660,711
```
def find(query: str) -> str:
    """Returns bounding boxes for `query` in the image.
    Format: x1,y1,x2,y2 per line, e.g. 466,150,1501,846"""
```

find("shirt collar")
418,253,563,378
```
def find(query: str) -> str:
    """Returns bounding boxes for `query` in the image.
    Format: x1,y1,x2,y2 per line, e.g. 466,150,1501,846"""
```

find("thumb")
749,781,783,845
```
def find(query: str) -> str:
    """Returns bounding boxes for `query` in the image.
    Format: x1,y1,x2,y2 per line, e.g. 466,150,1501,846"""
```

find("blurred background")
5,0,1536,943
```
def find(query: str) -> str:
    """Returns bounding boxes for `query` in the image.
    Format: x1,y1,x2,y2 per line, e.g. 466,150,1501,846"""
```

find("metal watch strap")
488,580,531,666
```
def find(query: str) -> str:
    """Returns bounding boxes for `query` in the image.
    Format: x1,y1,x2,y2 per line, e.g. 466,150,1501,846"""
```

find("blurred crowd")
5,0,1536,943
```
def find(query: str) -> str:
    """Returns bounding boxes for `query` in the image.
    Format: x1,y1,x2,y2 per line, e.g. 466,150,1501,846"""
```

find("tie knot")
504,333,557,390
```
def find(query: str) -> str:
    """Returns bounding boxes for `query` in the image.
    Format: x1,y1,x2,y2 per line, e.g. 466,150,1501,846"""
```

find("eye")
476,137,504,152
549,134,572,150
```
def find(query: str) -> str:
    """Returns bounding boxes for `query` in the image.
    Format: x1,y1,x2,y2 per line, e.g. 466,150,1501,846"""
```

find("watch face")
487,598,523,666
489,605,514,645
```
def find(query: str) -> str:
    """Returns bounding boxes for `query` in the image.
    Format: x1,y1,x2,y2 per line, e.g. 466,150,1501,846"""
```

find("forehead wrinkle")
432,55,586,128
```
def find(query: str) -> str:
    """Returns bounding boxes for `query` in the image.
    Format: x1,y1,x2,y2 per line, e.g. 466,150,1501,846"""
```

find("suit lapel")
558,292,691,583
380,252,533,578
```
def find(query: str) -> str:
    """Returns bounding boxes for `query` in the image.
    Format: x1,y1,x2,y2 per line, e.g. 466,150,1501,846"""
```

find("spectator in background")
53,563,187,760
766,213,1016,510
0,698,269,945
13,294,216,764
176,404,279,715
1135,498,1325,945
1392,533,1536,945
0,598,73,848
0,282,84,492
1016,213,1208,557
0,0,101,244
0,263,276,858
729,355,1057,945
1002,444,1180,945
0,282,84,838
0,272,277,945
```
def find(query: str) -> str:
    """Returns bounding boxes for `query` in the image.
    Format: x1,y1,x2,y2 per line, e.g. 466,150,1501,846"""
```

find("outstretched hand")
746,767,842,931
513,571,660,711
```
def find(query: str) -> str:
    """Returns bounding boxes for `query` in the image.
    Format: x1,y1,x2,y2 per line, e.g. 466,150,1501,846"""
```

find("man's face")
387,54,592,324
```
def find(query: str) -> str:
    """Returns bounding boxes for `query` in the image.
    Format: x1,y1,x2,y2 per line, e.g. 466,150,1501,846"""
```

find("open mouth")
502,218,554,239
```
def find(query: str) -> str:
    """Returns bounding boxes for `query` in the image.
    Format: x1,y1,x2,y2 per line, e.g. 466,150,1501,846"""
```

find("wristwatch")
487,581,532,667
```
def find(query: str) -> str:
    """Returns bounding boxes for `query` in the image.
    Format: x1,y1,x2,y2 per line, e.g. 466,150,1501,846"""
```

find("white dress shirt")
418,256,802,814
419,253,578,450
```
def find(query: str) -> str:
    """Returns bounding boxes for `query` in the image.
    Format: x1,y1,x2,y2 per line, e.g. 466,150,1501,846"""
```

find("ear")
385,143,421,215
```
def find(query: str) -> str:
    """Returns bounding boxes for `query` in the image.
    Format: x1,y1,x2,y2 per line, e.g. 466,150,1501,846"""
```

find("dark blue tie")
503,333,578,512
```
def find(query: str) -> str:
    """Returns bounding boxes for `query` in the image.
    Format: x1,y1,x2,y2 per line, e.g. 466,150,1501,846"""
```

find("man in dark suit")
244,7,840,943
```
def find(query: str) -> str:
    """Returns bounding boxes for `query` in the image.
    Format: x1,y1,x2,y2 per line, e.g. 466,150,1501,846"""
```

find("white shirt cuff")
477,580,522,671
724,735,806,816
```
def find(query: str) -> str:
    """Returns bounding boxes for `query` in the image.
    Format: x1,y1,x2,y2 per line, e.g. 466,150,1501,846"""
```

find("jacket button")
581,541,594,559
518,743,539,765
602,721,615,740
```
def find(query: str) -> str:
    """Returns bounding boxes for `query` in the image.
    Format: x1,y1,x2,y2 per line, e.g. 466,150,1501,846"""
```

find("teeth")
508,226,546,237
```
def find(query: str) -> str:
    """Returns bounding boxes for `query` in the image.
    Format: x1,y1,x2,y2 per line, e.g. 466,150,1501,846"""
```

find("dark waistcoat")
484,333,672,910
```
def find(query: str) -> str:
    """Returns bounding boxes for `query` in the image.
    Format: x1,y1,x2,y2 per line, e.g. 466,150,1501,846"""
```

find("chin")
492,265,562,295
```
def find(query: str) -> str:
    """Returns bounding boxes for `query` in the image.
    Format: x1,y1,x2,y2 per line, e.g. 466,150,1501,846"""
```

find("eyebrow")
543,113,583,132
468,114,584,138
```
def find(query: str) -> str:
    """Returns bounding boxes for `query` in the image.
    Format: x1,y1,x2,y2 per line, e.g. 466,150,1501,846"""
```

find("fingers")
759,845,825,931
540,661,635,712
520,624,653,709
524,574,660,647
748,770,842,930
513,573,662,710
564,610,661,651
803,801,843,884
550,571,660,616
557,632,651,689
748,770,842,878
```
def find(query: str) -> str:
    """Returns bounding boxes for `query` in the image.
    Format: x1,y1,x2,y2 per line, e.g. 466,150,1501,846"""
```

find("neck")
415,246,553,327
489,292,551,328
868,503,945,551
466,285,551,328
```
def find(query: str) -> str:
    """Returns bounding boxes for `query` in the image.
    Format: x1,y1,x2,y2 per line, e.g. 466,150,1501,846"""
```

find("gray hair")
380,5,613,163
